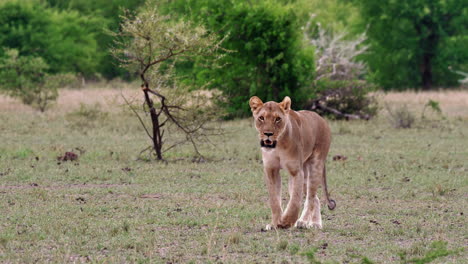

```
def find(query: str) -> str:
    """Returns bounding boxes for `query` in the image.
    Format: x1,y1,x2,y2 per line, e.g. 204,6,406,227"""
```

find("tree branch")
120,91,153,140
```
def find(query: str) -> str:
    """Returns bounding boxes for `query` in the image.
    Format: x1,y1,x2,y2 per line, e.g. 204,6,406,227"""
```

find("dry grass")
56,88,140,111
377,90,468,117
2,87,467,118
0,85,141,114
0,85,221,115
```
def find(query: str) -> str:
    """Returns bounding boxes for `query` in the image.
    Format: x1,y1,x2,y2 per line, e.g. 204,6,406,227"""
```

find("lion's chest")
261,148,286,170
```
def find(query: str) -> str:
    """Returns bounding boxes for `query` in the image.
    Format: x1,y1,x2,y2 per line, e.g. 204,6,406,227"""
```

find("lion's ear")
279,96,291,112
249,96,263,112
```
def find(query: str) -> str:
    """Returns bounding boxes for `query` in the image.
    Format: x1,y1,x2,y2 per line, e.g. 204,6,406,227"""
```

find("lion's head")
249,96,291,149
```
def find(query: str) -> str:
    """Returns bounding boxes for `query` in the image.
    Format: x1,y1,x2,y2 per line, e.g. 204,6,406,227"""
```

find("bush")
31,73,77,112
386,104,415,129
0,49,76,111
44,0,146,79
0,0,101,76
306,80,377,120
159,0,314,118
66,103,108,129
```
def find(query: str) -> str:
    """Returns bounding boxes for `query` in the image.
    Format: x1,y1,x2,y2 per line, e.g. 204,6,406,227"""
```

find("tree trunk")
143,87,163,160
416,15,438,91
421,53,433,90
419,18,437,90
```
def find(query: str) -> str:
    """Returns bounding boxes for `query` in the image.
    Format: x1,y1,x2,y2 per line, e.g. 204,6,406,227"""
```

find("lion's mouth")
260,139,277,148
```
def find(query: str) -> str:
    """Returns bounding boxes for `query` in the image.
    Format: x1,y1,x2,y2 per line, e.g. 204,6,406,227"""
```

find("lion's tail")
323,166,336,210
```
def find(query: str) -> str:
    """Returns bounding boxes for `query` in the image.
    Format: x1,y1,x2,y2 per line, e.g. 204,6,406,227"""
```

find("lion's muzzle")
260,139,277,148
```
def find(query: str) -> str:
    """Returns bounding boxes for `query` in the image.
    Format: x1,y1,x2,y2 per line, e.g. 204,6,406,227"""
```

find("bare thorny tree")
304,15,368,82
303,15,373,120
111,4,225,160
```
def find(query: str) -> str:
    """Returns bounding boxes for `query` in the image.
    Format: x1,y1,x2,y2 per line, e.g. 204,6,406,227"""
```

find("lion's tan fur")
250,96,335,229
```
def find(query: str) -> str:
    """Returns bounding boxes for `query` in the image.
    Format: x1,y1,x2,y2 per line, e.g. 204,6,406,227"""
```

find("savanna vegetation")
1,0,466,115
0,89,467,263
0,0,467,262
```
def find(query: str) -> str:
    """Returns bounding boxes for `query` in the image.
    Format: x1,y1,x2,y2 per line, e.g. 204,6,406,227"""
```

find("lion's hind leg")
295,162,313,228
279,163,304,228
295,158,323,229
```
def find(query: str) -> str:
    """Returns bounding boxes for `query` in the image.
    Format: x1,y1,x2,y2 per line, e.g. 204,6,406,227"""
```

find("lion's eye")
258,116,264,122
275,117,282,123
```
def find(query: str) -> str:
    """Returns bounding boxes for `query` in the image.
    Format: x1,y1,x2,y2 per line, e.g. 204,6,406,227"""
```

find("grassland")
0,88,467,263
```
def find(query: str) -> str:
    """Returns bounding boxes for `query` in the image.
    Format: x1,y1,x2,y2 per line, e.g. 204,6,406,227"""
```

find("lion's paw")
265,224,275,231
312,222,322,229
294,220,312,229
295,220,322,229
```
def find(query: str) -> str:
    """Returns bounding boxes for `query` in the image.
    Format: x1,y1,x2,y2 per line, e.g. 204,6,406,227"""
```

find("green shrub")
44,0,146,79
421,99,443,119
159,0,314,118
0,0,101,76
0,49,76,111
66,103,108,130
386,104,415,129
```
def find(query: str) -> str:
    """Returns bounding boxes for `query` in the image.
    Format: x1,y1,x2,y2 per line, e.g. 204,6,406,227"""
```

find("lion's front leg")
279,165,304,228
264,167,282,230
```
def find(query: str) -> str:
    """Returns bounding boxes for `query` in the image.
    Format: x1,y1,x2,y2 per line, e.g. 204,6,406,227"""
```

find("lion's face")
249,96,291,149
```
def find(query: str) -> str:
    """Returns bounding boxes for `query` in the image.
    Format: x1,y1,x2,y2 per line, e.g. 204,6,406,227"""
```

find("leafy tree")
0,49,76,111
0,0,100,76
294,0,362,34
158,0,315,117
353,0,468,90
0,49,48,95
44,0,146,78
111,2,223,160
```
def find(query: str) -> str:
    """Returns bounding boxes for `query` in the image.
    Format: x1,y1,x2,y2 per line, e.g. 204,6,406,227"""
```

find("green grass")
0,92,467,263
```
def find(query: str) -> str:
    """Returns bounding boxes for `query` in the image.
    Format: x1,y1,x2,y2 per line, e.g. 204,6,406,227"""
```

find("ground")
0,87,467,263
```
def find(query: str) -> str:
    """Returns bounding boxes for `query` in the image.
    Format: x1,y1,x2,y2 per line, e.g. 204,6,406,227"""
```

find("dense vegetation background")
0,0,467,116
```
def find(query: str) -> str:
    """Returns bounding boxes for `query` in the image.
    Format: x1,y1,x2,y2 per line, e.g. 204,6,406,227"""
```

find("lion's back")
297,110,331,155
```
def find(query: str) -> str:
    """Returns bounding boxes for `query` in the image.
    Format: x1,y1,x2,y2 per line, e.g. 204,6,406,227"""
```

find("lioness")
249,96,336,230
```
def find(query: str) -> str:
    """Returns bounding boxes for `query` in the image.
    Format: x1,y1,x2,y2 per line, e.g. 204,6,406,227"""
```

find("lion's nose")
264,132,274,137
